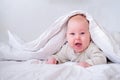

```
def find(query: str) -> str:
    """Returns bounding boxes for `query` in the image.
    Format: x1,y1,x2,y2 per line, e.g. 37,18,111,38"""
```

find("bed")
0,60,120,80
0,10,120,80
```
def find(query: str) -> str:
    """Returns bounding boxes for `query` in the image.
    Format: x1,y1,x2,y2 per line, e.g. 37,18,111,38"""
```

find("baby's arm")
46,51,67,64
86,53,107,65
85,43,107,66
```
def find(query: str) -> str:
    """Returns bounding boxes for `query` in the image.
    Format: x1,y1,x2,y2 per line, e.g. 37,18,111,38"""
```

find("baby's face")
66,15,90,53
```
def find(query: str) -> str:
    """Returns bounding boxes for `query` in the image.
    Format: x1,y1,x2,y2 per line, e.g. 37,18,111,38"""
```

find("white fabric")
0,60,120,80
0,10,120,63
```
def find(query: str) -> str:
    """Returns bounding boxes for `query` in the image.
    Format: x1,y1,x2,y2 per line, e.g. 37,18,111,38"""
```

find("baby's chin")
74,49,84,53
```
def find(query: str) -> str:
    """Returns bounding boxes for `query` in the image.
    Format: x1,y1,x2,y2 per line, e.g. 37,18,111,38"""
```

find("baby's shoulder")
87,42,100,51
89,42,98,48
61,42,72,50
62,42,69,49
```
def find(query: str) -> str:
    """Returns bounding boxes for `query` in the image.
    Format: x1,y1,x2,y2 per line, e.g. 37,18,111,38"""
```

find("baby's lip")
75,43,82,46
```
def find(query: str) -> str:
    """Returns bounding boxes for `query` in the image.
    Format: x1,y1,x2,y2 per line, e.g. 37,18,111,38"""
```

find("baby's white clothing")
52,42,107,65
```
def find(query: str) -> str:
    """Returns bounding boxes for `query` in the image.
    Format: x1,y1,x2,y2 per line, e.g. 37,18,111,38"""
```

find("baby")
46,14,107,68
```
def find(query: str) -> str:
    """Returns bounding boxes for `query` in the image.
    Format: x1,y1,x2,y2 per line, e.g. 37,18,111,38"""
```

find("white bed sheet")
0,60,120,80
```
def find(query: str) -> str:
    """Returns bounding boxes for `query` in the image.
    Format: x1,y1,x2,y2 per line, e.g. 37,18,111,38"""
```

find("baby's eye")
70,33,75,35
80,32,85,35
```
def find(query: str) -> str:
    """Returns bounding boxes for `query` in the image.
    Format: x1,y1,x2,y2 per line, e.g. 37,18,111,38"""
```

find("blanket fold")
0,10,120,63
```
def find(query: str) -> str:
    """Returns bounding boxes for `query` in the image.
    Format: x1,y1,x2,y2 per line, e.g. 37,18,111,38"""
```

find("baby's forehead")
66,14,89,31
67,14,89,26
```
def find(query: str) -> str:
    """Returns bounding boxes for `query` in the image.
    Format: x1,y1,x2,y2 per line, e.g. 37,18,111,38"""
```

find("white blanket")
0,10,120,63
0,60,120,80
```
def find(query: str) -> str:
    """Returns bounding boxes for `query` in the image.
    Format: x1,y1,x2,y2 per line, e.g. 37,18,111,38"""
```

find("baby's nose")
75,35,80,39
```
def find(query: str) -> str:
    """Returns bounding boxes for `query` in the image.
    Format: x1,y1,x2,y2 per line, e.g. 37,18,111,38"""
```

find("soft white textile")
0,60,120,80
0,10,120,63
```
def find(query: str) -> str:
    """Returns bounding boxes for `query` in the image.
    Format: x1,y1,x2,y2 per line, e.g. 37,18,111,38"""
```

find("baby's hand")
77,62,92,68
46,57,57,64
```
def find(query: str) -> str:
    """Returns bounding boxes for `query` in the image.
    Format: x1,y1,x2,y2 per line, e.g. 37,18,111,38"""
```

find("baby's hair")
71,14,86,18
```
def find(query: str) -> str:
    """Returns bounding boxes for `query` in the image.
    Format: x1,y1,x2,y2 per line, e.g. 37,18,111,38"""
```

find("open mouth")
75,43,82,47
74,43,82,53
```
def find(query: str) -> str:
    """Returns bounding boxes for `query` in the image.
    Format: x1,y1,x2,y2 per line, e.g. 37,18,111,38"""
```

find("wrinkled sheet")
0,60,120,80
